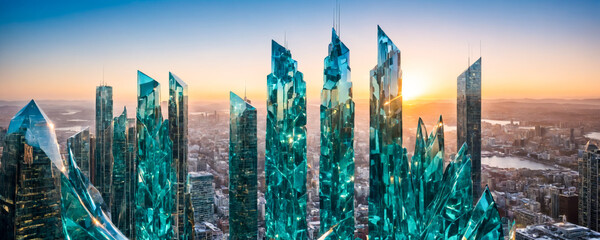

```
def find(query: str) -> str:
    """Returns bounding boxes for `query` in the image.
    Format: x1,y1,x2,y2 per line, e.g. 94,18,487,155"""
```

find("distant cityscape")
0,15,599,240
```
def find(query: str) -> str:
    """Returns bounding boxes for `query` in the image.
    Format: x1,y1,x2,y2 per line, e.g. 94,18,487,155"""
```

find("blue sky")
0,0,598,103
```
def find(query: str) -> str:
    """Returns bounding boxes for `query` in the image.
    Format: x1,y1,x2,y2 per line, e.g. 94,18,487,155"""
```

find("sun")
402,72,427,101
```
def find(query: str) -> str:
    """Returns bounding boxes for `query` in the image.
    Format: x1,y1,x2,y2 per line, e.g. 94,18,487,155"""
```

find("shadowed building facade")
67,127,90,178
265,40,307,239
111,107,136,238
95,85,114,212
229,92,258,239
457,58,482,199
579,141,599,231
169,72,189,239
368,26,404,239
320,28,355,239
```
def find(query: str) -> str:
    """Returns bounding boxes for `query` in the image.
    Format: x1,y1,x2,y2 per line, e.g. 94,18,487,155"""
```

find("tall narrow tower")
369,26,405,240
457,58,482,199
135,70,175,239
265,40,307,239
579,141,599,231
95,85,114,211
169,72,188,239
229,91,258,239
320,28,355,239
112,107,135,238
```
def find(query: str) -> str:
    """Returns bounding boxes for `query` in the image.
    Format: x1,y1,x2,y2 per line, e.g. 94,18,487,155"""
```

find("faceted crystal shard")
95,85,114,211
265,40,307,239
62,145,128,240
319,28,355,240
112,107,135,238
461,187,504,240
457,58,482,198
169,72,189,239
369,25,408,240
135,70,175,239
229,92,258,239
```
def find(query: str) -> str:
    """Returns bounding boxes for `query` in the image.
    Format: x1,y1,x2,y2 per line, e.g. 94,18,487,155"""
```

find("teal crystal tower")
457,58,482,199
368,26,405,240
95,85,114,211
0,100,128,240
168,72,188,239
265,40,307,239
319,28,355,239
136,70,175,239
229,92,258,240
0,100,63,239
67,127,91,177
112,107,136,238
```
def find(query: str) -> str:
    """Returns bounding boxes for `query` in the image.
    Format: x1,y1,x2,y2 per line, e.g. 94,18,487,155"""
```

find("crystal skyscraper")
320,28,355,239
368,26,404,240
457,57,482,199
579,141,599,231
169,72,188,239
67,126,91,177
95,85,114,211
136,70,175,239
265,40,307,239
112,107,135,238
0,100,63,239
229,92,258,240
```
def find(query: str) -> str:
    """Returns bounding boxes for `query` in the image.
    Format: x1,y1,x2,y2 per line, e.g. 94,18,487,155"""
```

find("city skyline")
0,0,598,103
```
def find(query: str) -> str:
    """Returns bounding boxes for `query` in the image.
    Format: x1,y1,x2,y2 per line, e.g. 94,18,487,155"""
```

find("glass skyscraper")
189,171,214,224
265,40,307,239
95,85,114,211
579,141,599,231
169,72,188,239
67,126,91,177
457,57,482,199
112,107,135,238
229,91,258,240
320,28,355,239
0,100,63,239
135,70,175,239
368,26,404,240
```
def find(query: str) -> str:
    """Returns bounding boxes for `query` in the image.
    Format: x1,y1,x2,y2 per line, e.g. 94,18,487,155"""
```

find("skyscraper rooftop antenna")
102,65,105,86
244,79,247,101
479,40,482,58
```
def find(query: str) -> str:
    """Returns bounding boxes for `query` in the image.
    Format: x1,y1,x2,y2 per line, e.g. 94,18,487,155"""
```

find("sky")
0,0,598,105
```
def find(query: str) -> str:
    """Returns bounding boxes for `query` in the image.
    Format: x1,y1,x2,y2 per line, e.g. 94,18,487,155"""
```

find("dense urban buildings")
265,40,308,239
457,57,482,199
135,71,175,239
368,26,403,239
0,100,63,239
95,84,114,211
169,72,190,239
229,92,258,239
516,222,600,239
319,28,355,239
189,171,215,224
579,141,599,231
111,107,136,238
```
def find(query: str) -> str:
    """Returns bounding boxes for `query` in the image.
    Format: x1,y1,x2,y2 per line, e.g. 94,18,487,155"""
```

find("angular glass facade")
135,70,175,239
112,107,135,238
0,100,63,239
95,85,114,212
319,28,355,239
0,100,127,240
368,26,405,239
457,58,482,198
169,72,189,239
67,127,91,177
579,141,599,231
229,92,258,240
265,40,307,239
